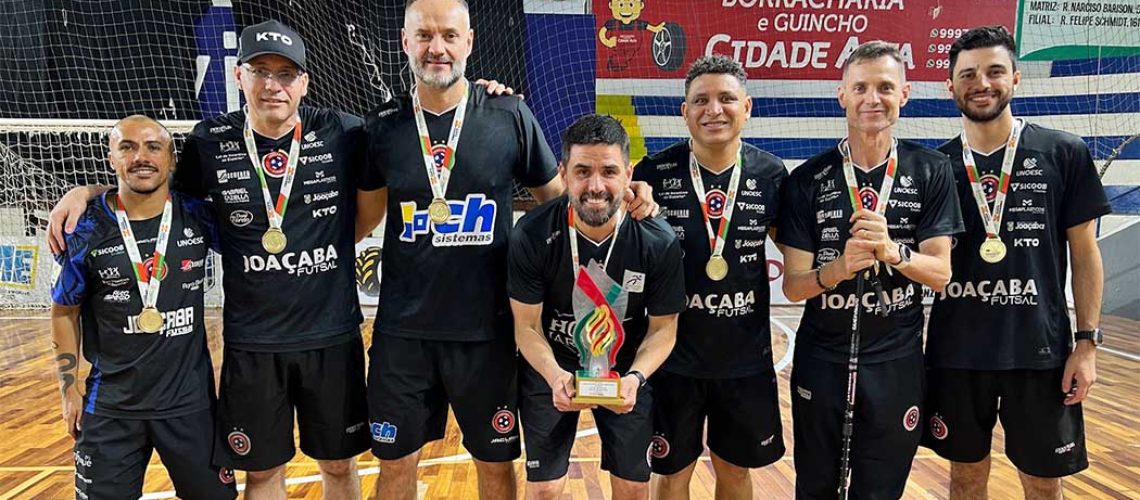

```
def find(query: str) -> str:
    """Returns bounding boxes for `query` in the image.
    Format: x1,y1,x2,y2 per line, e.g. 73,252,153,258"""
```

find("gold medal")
705,255,729,281
979,238,1007,263
262,228,287,254
137,307,164,334
428,198,450,223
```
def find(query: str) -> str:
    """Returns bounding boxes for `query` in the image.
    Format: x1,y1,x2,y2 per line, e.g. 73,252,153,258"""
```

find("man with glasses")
161,20,371,497
51,20,372,497
48,18,526,496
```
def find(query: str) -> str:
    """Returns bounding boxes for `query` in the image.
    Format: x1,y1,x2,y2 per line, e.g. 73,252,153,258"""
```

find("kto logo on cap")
257,32,293,45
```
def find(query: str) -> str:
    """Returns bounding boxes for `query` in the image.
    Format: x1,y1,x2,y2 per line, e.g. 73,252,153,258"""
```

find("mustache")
127,162,158,172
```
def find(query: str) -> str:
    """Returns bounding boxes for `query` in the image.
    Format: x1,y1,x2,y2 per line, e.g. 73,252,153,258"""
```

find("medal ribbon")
688,143,743,260
114,194,173,312
244,114,303,231
839,138,899,215
413,81,470,201
567,206,624,275
960,119,1023,239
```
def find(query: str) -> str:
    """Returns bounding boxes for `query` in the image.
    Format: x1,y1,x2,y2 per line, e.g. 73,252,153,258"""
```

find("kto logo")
400,194,497,247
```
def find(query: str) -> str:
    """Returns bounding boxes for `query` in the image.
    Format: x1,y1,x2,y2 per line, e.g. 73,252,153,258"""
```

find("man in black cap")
51,19,412,498
51,115,236,500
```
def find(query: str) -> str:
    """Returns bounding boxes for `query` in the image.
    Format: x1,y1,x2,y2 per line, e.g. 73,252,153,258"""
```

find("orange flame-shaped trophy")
571,262,628,404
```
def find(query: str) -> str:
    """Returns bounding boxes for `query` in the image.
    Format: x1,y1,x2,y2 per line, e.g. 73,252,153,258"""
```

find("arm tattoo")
56,353,77,393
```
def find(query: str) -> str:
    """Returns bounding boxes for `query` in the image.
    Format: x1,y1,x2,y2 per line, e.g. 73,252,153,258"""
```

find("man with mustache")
354,2,657,498
631,55,788,499
507,114,685,500
50,115,235,499
776,41,963,498
47,17,520,497
923,26,1110,499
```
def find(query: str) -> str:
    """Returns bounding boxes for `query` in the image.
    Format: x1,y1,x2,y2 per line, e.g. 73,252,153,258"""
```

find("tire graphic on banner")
355,246,382,297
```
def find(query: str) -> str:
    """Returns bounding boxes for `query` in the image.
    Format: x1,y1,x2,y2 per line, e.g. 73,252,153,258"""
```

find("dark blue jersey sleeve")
51,216,97,306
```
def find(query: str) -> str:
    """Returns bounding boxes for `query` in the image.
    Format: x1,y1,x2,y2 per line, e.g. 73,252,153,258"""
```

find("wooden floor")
1,306,1138,499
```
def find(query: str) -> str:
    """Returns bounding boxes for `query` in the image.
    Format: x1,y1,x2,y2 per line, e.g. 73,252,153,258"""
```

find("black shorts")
791,349,924,500
650,370,784,474
214,335,370,470
367,334,521,462
74,409,236,500
519,361,653,482
922,367,1089,478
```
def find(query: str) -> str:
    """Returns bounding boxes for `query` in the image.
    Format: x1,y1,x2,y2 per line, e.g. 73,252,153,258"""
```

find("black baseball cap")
237,20,307,71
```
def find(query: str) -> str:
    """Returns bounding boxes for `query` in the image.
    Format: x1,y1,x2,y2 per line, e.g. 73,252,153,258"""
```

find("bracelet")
815,265,836,291
627,370,647,389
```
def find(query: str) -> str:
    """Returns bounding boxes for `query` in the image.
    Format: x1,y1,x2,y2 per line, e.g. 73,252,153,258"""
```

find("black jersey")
51,191,218,418
777,140,963,364
176,106,364,351
927,123,1111,370
360,82,558,342
633,141,788,378
508,196,687,372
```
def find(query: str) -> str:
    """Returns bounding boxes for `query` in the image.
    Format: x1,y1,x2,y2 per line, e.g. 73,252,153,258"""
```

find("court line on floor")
770,317,797,373
0,470,54,500
2,449,1012,499
1100,346,1140,362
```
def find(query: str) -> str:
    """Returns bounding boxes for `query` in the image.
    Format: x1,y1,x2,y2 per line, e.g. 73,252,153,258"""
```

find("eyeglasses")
241,65,303,86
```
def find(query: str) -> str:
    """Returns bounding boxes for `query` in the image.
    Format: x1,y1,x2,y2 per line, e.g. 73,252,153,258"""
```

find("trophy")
571,261,629,404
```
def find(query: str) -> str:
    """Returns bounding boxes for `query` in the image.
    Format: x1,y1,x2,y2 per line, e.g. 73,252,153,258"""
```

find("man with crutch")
776,41,962,498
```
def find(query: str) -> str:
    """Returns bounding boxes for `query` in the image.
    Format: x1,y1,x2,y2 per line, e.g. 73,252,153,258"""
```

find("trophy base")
572,370,623,405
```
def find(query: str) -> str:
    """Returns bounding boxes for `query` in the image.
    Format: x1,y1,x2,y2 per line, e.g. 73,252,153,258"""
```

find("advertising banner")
595,0,1015,81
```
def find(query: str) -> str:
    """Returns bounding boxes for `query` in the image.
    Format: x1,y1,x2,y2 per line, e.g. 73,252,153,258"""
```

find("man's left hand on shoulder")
475,79,518,98
625,181,659,220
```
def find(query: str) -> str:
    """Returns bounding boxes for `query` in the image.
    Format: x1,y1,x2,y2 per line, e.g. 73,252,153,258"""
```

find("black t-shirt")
603,19,651,33
360,82,558,342
633,141,788,378
927,123,1112,370
176,106,364,351
51,191,218,418
507,196,687,372
776,140,963,364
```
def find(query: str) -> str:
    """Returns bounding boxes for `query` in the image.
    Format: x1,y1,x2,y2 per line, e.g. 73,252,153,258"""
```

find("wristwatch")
627,370,647,389
890,242,912,269
1074,328,1103,346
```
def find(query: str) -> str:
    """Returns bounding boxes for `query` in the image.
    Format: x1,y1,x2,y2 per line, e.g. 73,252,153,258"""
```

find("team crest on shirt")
431,144,452,174
262,151,289,178
930,414,949,440
858,187,878,210
650,435,670,459
227,430,251,456
399,194,497,247
491,409,516,434
142,256,169,281
979,174,999,202
903,406,920,432
705,189,727,218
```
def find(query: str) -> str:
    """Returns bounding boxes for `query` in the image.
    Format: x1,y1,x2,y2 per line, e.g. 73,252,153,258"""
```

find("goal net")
1,0,1137,308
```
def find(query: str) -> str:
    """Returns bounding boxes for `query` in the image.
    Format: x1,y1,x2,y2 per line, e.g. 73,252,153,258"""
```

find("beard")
411,54,466,89
956,89,1012,123
571,191,620,227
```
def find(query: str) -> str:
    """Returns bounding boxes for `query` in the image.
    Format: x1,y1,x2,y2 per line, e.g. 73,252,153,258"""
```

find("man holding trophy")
509,114,686,500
